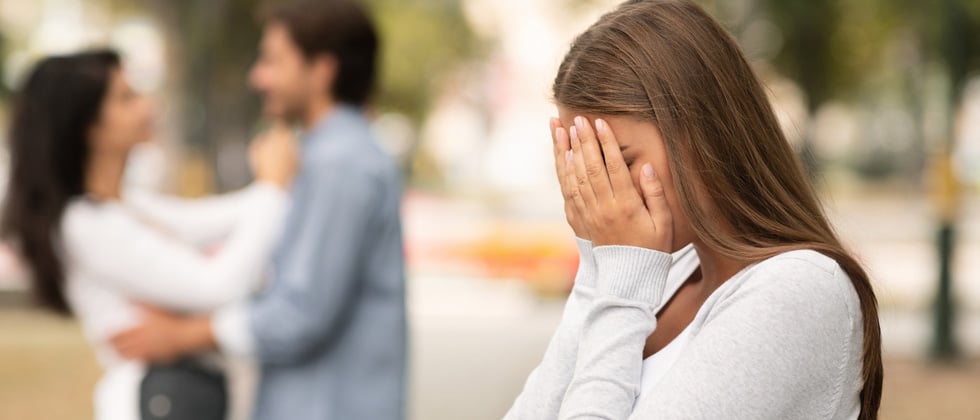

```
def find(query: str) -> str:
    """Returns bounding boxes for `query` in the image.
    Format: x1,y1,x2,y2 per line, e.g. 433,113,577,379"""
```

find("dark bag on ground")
139,358,227,420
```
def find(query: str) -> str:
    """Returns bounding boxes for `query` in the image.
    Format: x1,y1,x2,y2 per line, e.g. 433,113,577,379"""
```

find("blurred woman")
1,50,295,420
506,1,881,419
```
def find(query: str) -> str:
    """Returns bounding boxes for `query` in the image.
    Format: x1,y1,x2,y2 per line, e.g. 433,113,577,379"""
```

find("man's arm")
110,304,217,362
111,158,387,364
213,158,384,364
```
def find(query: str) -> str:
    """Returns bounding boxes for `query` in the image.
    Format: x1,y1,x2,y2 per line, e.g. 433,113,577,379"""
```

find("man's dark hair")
263,0,379,106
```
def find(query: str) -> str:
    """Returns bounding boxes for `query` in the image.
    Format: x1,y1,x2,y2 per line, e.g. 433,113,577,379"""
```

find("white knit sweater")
505,238,864,419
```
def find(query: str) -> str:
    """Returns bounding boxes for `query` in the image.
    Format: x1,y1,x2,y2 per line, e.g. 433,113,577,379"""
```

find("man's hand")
110,304,216,363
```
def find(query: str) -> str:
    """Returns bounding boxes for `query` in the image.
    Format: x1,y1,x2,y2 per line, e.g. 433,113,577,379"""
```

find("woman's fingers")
593,118,636,199
554,126,576,202
552,122,568,179
569,124,599,208
572,116,613,202
550,118,561,170
565,149,589,216
550,119,574,200
640,163,673,235
552,120,592,239
550,118,564,161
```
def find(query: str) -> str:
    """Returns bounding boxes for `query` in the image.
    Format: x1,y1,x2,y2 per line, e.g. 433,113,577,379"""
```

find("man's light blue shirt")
213,104,407,420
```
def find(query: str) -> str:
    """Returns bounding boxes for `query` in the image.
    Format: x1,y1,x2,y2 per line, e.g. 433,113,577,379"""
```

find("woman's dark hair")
554,0,881,417
262,0,379,106
1,49,121,315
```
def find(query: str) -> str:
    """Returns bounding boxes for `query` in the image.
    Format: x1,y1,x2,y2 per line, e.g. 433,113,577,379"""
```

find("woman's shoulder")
757,248,841,275
695,248,863,372
727,248,861,323
61,198,132,244
748,248,849,289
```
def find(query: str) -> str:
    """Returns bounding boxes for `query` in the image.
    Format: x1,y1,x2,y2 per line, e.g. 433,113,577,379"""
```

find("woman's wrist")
592,245,672,304
574,237,598,288
253,179,290,195
256,174,290,189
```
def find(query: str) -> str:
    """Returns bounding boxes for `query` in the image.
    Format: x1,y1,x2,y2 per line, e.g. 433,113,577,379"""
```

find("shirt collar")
303,103,364,142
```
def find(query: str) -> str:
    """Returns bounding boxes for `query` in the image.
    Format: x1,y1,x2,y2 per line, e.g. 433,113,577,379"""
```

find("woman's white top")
636,244,698,399
505,239,864,419
61,182,289,420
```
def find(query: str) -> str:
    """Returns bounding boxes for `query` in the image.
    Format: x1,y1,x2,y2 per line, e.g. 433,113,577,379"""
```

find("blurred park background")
0,0,979,419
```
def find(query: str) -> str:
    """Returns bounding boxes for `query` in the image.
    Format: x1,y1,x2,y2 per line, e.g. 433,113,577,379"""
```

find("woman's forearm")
504,238,598,420
558,245,671,420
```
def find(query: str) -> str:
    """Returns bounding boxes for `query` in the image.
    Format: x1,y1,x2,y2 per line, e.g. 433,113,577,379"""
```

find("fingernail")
642,163,655,179
569,126,579,145
566,150,573,163
595,118,605,132
574,116,585,129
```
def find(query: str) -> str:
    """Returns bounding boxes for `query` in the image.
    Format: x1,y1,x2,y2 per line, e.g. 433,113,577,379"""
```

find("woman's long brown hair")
553,1,882,418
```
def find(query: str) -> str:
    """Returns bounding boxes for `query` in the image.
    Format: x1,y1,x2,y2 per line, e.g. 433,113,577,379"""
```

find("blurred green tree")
919,0,980,361
363,0,483,121
765,0,980,360
135,0,265,192
116,0,478,189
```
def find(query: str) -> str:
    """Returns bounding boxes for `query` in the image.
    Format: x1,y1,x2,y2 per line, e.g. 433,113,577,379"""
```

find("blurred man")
110,1,407,419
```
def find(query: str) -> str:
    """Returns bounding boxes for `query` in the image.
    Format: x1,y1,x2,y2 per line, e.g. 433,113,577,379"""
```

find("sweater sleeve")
516,247,861,420
124,182,282,247
503,238,599,420
628,253,862,420
62,184,289,313
557,245,672,420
